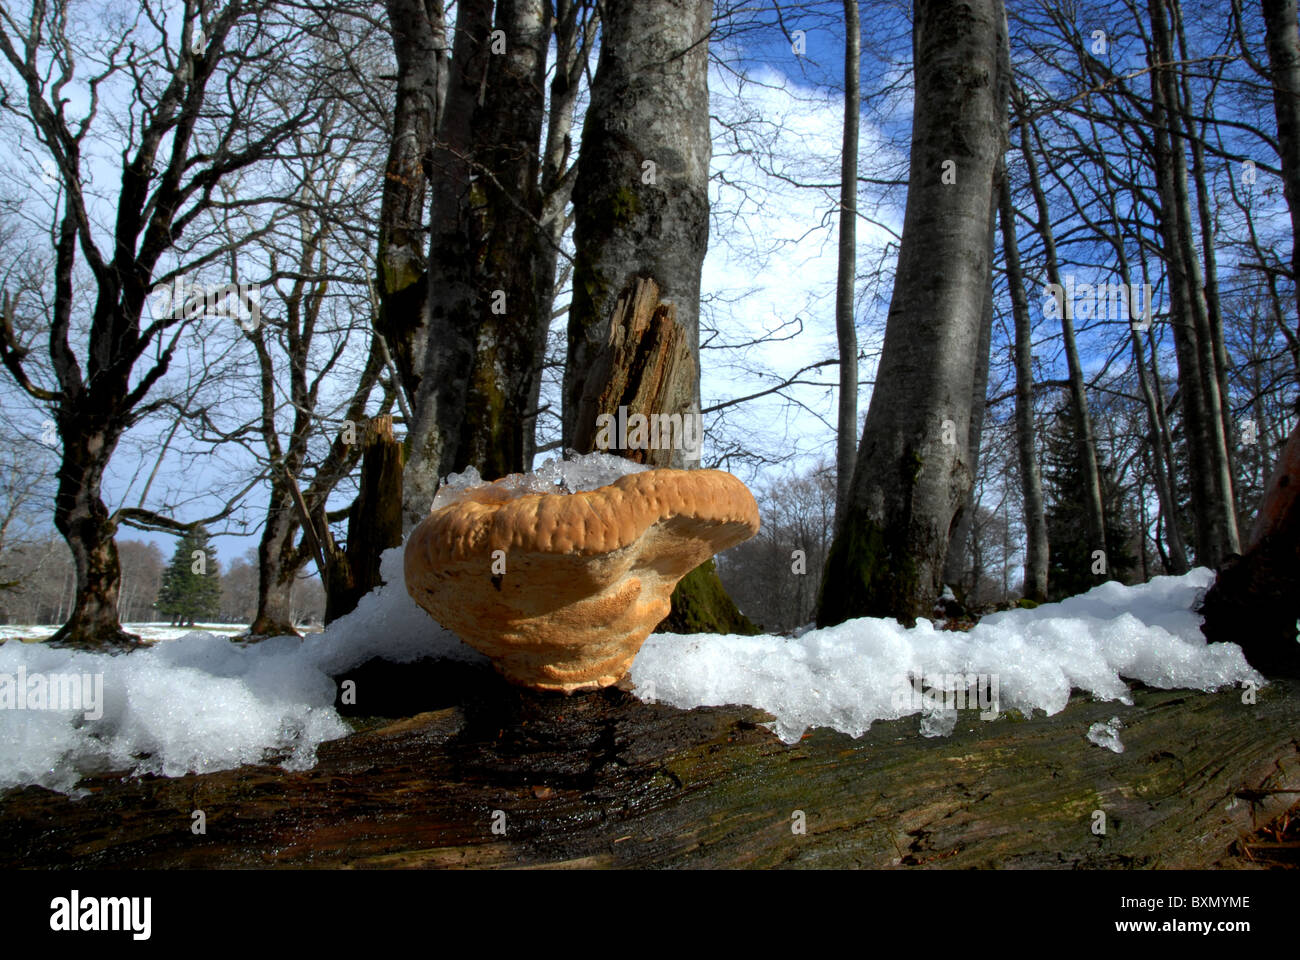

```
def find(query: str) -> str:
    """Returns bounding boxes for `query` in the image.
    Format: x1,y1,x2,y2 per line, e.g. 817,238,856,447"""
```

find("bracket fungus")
404,467,760,693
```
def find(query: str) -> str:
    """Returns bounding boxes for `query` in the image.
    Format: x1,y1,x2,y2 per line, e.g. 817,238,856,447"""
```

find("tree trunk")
563,0,750,634
5,666,1297,868
458,0,551,482
1264,0,1300,329
1020,103,1108,575
817,0,1008,627
1148,0,1239,566
401,0,495,527
833,0,861,531
1133,330,1191,573
999,165,1049,602
563,0,712,461
47,415,137,650
402,0,552,526
375,0,448,403
942,199,996,597
249,482,302,639
325,417,406,624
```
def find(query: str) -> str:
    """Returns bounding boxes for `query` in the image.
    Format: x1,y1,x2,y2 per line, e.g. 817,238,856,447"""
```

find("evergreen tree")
155,527,222,626
1043,405,1138,600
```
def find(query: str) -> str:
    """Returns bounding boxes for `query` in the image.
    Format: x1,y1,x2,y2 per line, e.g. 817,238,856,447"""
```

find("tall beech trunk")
458,0,551,482
1091,145,1190,574
375,0,448,401
997,166,1048,602
1264,0,1300,328
1020,103,1108,574
833,0,861,530
564,0,752,635
1174,6,1234,465
942,206,996,596
401,0,552,527
817,0,1008,627
1132,329,1190,573
564,0,711,460
1148,0,1239,566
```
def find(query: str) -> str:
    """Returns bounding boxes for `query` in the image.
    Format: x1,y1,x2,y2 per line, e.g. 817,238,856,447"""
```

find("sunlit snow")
0,463,1262,794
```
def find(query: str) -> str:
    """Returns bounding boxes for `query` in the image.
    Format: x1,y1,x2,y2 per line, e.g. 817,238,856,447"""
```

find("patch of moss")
659,559,759,635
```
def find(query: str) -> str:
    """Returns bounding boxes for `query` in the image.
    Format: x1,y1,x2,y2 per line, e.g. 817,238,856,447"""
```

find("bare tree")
817,0,1009,626
0,0,326,648
833,0,860,529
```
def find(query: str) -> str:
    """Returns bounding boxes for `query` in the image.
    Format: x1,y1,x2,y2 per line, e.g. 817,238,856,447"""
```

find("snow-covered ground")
0,541,1262,796
0,622,250,644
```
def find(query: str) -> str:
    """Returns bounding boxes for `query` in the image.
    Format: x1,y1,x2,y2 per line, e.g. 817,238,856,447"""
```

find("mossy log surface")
1,663,1296,869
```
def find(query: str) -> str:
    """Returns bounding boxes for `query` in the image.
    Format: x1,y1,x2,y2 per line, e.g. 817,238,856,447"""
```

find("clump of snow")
1087,716,1125,753
432,450,649,510
0,558,1261,795
629,569,1261,743
919,706,958,738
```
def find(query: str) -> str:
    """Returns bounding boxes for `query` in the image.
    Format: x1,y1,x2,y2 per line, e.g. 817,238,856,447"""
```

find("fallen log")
1,661,1296,869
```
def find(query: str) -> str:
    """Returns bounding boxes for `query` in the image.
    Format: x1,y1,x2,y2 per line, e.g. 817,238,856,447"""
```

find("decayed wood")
569,277,695,468
2,663,1296,869
325,416,405,624
1200,420,1300,676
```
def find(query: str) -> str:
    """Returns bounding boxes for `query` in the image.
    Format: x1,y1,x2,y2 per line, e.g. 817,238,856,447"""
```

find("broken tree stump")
1,663,1296,869
325,415,405,625
566,277,755,636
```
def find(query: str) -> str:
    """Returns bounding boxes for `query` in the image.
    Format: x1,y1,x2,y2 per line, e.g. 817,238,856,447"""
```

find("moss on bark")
659,559,758,635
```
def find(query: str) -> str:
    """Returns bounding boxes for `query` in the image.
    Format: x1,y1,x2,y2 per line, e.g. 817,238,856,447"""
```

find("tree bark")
325,417,406,624
942,197,996,596
402,0,552,526
1264,0,1300,329
568,277,696,464
833,0,861,531
1020,102,1108,576
998,164,1049,602
1147,0,1240,567
249,480,301,638
375,0,448,402
562,0,750,634
563,0,712,462
47,420,137,650
817,0,1008,626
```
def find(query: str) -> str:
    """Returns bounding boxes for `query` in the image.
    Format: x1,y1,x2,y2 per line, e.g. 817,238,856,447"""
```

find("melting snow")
0,536,1261,794
1087,716,1126,754
432,450,649,510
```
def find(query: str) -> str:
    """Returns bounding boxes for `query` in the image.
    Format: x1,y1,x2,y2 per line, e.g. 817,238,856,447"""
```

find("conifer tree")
156,527,222,627
1043,406,1137,600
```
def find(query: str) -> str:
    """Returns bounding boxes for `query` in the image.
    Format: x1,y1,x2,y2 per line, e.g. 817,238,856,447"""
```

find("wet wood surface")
2,662,1296,869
